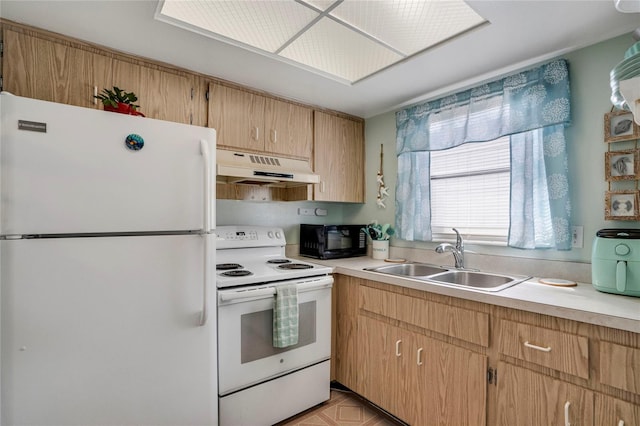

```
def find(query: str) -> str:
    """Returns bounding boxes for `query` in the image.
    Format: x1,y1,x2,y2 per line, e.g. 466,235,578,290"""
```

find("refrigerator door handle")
199,139,211,327
200,233,210,326
200,139,212,232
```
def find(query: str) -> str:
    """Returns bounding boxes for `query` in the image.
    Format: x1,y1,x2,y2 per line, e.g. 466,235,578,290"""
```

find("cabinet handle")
417,347,424,366
93,86,98,105
618,420,624,426
564,401,571,426
252,126,260,141
270,129,277,143
524,341,552,352
395,339,402,357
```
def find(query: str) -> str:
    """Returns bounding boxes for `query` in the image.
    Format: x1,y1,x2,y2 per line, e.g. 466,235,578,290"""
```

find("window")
430,137,510,244
395,59,572,249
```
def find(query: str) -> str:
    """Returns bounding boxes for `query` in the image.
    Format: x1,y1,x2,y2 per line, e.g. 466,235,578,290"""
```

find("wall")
219,33,639,276
216,200,351,243
350,32,640,267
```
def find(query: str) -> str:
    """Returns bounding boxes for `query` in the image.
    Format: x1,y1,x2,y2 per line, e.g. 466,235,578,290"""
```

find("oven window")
240,301,317,364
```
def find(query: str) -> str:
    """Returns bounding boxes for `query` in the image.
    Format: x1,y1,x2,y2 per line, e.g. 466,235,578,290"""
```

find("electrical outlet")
298,208,315,216
572,225,584,248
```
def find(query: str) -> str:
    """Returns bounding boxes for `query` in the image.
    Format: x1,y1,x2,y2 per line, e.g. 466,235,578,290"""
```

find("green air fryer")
592,229,640,297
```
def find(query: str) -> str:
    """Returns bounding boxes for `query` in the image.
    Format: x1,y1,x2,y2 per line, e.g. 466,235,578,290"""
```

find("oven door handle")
218,276,334,303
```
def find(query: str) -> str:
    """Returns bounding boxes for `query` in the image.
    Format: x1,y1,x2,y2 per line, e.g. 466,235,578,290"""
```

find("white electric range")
215,226,333,426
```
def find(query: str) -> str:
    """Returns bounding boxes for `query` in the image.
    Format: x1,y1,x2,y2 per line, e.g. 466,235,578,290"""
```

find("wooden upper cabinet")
3,27,196,124
111,57,193,124
3,28,95,108
264,97,312,158
313,111,365,203
208,82,266,151
208,82,312,159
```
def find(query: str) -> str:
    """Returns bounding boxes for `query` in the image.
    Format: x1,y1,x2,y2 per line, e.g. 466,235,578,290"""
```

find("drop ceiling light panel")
156,0,487,84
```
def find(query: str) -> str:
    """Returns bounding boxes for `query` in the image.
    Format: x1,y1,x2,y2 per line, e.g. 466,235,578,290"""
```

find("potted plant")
94,86,144,116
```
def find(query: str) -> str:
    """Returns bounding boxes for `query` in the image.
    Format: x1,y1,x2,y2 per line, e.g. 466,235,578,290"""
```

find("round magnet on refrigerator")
125,134,144,151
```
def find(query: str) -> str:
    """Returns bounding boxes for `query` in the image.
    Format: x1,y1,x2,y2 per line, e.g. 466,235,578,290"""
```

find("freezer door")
0,94,216,235
1,235,217,426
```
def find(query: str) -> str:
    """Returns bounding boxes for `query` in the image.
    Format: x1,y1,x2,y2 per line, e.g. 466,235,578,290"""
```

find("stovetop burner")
217,263,243,270
220,270,253,277
267,259,292,264
278,263,313,270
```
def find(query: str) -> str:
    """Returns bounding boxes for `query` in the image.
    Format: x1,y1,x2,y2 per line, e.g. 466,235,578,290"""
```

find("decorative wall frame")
604,110,640,143
605,149,640,181
605,190,640,220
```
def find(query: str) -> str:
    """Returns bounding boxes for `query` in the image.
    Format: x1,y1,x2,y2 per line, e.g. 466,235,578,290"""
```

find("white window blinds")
430,136,510,242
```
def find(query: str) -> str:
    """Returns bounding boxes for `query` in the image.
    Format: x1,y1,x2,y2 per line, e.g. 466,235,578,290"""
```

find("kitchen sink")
364,263,448,277
427,270,530,292
364,263,529,292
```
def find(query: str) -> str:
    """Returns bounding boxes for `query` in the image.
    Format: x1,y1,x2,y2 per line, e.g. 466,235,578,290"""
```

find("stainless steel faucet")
435,228,465,269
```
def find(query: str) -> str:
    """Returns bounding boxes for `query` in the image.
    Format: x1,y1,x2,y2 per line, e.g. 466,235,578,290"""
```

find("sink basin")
363,263,529,292
364,263,448,277
428,270,530,292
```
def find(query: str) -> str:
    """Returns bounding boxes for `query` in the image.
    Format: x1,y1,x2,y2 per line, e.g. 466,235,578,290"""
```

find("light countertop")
300,256,640,334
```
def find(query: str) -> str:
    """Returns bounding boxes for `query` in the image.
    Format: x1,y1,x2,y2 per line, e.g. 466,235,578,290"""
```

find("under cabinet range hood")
216,149,320,187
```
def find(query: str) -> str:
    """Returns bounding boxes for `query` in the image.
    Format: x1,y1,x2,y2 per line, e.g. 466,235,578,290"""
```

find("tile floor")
276,389,404,426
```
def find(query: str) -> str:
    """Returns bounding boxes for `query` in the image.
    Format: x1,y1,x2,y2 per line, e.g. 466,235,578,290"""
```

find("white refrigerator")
0,93,217,425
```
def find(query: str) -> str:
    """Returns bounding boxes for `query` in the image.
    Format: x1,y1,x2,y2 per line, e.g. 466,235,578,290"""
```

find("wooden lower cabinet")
357,315,487,425
497,362,594,426
332,275,360,391
595,393,640,425
332,277,640,425
358,316,402,417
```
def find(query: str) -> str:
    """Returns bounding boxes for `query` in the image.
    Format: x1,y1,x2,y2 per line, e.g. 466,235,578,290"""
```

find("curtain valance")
396,59,571,154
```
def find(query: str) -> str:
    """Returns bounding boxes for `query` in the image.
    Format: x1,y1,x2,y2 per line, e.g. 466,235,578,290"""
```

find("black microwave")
300,224,367,259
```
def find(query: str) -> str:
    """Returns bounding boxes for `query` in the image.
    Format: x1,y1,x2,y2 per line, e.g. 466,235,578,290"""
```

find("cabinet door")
357,316,403,417
208,83,265,151
407,332,487,426
313,111,364,202
595,394,640,425
333,276,360,392
3,29,94,108
111,58,193,124
497,362,594,426
264,98,312,159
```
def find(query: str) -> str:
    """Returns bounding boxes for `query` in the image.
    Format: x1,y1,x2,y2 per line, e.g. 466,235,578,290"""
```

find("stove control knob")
276,231,282,239
267,231,274,239
615,243,630,256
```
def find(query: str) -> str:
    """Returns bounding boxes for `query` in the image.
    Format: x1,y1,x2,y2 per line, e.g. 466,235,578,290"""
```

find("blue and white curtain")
395,59,572,250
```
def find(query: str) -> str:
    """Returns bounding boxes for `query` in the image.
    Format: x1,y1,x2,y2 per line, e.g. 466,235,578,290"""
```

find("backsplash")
288,244,592,283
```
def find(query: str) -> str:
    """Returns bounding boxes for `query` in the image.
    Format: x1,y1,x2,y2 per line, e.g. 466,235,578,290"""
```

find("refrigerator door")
0,94,216,235
1,235,217,426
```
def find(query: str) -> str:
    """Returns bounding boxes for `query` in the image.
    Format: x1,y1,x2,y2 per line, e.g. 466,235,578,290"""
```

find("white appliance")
0,93,218,425
216,226,333,426
216,149,320,187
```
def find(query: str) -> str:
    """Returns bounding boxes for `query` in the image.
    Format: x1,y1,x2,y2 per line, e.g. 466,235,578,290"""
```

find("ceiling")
0,1,638,118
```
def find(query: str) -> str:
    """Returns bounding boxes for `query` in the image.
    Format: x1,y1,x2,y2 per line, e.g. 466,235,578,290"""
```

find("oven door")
217,275,333,396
